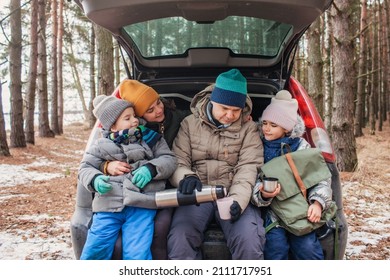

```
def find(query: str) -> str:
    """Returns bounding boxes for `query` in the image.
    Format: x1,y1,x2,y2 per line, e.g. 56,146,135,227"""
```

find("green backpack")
260,144,337,236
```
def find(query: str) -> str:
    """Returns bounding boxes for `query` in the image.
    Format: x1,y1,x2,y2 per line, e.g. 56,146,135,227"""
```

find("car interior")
139,78,279,122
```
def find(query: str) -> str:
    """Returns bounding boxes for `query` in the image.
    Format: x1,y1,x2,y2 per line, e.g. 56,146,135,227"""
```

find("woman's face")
142,99,165,123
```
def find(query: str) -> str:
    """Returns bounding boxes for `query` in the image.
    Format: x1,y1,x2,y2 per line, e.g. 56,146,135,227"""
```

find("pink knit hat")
261,90,298,131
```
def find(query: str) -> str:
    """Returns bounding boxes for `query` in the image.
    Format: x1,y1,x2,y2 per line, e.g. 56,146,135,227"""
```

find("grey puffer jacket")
251,116,333,222
170,84,264,211
78,131,177,212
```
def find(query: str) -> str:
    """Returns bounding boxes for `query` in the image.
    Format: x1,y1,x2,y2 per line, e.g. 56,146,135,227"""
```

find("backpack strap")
284,152,307,200
334,216,339,259
265,220,280,233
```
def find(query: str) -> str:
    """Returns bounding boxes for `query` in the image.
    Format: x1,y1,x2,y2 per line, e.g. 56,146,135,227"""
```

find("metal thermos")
155,185,227,208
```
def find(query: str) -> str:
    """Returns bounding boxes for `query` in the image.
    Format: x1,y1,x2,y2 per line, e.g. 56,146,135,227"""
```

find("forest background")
1,0,390,172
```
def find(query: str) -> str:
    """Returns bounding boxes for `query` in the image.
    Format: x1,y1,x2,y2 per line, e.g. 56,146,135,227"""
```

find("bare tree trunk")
94,24,114,96
114,41,120,86
383,0,390,123
307,16,324,117
369,2,379,135
365,12,373,128
299,43,308,89
369,79,376,135
293,45,302,83
65,42,88,120
9,0,26,148
377,0,383,132
324,11,333,132
330,0,358,172
89,25,96,128
0,80,11,156
37,0,54,138
293,44,307,88
25,0,39,144
57,0,64,134
50,0,60,135
350,0,361,100
354,0,368,137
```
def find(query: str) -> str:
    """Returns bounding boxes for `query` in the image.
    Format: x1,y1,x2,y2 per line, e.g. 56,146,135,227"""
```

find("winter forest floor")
0,122,389,260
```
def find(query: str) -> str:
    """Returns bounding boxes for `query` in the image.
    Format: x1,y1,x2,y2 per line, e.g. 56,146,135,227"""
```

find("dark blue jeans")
264,213,324,260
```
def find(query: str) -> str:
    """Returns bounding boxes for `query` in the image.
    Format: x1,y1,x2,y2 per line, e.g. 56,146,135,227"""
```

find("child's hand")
93,175,112,195
260,183,281,199
307,201,323,223
132,166,152,189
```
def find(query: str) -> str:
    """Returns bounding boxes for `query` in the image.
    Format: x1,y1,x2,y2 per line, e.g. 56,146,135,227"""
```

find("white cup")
263,177,278,192
216,197,234,220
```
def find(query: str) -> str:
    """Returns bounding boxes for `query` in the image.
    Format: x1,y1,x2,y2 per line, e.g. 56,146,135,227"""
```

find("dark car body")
71,0,347,260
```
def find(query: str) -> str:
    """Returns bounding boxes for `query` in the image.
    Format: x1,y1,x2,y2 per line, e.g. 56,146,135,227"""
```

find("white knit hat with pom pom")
261,90,298,131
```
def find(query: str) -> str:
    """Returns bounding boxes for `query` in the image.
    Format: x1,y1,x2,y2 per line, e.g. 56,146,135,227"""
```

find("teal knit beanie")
210,69,247,108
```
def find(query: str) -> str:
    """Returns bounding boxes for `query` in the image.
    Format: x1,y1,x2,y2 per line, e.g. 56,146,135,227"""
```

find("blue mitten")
93,175,112,195
132,166,152,189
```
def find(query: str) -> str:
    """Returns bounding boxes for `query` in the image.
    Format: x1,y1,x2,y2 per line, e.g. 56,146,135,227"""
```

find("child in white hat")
252,90,333,260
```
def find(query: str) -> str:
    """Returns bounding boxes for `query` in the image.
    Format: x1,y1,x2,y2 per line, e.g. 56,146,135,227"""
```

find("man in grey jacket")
168,69,265,260
78,95,176,260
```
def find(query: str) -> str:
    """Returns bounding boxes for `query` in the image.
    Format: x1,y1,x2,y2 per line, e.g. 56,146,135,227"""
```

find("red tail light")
288,77,336,163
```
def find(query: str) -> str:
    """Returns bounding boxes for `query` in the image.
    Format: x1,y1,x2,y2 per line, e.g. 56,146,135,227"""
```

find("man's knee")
227,225,265,259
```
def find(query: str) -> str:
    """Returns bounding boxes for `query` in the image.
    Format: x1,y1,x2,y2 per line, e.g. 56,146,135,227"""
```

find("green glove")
93,175,112,195
132,166,152,189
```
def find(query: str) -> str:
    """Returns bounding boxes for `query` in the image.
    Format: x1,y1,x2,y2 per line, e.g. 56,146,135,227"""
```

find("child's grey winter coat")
78,131,177,211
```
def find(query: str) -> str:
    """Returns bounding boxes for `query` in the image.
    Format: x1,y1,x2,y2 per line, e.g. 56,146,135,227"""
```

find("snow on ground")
0,159,388,260
342,181,390,260
0,220,74,260
0,162,62,188
0,157,75,260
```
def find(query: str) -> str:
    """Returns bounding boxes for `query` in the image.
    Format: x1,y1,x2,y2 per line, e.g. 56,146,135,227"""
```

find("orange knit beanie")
119,80,159,117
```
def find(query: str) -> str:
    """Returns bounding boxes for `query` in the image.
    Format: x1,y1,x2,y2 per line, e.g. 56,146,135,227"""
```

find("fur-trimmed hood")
258,115,306,139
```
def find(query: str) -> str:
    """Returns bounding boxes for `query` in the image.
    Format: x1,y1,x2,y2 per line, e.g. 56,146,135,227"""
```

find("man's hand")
178,176,202,194
106,161,132,176
93,175,112,195
230,200,242,223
